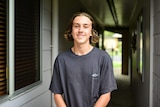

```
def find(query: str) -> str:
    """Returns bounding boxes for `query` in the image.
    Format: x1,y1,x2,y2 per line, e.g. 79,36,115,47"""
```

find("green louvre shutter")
0,0,6,96
15,0,40,90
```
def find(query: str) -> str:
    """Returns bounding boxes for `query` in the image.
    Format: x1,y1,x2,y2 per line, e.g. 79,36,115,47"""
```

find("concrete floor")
108,68,134,107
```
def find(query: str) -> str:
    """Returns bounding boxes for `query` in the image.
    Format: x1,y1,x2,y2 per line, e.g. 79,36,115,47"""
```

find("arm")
94,92,111,107
54,94,67,107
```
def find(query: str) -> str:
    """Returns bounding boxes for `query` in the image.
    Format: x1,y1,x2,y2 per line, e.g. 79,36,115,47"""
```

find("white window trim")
1,0,42,103
8,0,15,96
7,0,42,100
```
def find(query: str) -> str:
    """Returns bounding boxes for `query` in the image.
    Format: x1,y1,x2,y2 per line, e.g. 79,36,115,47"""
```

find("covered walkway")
108,68,134,107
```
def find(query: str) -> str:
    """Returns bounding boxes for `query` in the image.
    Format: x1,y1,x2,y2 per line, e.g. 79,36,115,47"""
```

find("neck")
72,44,93,56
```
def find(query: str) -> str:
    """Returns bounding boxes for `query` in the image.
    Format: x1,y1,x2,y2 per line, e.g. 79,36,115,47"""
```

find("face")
71,15,92,45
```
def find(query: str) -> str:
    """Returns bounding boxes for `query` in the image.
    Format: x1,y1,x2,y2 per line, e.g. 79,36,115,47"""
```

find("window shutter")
0,0,7,96
15,0,40,90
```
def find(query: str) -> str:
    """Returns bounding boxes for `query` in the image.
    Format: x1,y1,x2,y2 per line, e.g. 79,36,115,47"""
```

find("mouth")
77,34,84,38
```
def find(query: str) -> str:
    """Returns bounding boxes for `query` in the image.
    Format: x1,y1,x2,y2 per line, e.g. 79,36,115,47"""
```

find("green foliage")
113,61,121,68
104,30,114,37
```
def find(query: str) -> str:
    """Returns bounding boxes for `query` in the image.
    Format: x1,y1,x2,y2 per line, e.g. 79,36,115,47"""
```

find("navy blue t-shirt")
49,47,117,107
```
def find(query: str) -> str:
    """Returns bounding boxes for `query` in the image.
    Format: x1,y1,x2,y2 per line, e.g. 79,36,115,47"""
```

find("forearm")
54,94,67,107
94,92,111,107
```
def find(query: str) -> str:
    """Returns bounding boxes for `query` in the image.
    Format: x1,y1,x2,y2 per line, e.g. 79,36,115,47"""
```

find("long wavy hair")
64,12,99,44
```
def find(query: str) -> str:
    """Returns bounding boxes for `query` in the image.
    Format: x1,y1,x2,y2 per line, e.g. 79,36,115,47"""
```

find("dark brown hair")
64,12,99,43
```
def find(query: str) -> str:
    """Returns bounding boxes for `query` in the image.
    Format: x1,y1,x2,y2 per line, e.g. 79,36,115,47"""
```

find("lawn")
113,61,121,68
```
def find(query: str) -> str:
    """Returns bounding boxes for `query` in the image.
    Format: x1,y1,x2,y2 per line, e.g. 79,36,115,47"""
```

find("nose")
79,26,83,32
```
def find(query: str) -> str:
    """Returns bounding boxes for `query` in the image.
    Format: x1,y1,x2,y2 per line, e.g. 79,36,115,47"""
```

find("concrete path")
108,68,134,107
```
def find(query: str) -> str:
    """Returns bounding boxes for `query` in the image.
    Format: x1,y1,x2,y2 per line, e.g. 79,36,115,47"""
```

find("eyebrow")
73,23,91,26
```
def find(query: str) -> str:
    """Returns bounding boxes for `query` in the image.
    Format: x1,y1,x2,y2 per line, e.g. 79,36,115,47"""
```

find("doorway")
101,30,122,74
101,31,134,107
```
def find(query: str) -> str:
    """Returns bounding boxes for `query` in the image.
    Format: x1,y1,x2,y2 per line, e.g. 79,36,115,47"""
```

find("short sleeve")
49,57,63,94
99,54,117,94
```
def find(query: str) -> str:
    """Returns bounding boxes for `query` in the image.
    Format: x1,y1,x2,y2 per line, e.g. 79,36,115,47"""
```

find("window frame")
0,0,42,101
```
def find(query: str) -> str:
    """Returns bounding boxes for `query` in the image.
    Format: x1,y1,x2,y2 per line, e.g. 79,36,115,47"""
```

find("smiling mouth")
77,34,84,37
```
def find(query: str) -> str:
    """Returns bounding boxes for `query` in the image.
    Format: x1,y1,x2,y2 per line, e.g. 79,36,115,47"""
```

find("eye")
84,26,89,28
74,25,79,28
73,24,79,28
84,24,90,28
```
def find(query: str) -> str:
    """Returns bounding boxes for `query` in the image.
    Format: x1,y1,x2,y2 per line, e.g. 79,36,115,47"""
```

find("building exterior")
0,0,159,107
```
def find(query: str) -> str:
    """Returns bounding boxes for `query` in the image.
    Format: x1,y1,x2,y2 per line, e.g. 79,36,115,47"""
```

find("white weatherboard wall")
0,0,53,107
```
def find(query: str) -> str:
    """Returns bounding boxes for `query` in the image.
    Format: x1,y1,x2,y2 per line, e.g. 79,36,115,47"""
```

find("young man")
49,12,117,107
